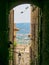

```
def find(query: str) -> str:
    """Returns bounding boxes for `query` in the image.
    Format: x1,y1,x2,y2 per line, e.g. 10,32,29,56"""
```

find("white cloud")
13,4,31,23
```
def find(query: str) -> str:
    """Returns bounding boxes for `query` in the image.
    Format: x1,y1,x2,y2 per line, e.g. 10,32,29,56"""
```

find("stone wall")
30,6,39,65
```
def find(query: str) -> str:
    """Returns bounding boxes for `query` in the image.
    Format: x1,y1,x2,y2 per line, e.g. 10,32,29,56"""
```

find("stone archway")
8,1,42,65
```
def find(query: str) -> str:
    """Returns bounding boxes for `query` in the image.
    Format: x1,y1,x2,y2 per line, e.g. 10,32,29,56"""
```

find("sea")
15,23,31,44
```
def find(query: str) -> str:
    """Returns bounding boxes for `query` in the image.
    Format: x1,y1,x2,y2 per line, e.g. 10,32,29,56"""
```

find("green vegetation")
9,41,17,60
14,41,17,47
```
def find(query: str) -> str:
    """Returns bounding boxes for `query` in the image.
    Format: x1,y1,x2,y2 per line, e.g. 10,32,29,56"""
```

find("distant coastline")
14,23,30,44
15,23,30,34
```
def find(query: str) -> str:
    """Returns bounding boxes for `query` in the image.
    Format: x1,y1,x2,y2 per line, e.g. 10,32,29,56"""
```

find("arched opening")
8,3,42,65
13,4,31,65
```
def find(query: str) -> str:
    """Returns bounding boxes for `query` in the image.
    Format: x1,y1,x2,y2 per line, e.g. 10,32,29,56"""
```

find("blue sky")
13,4,31,23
